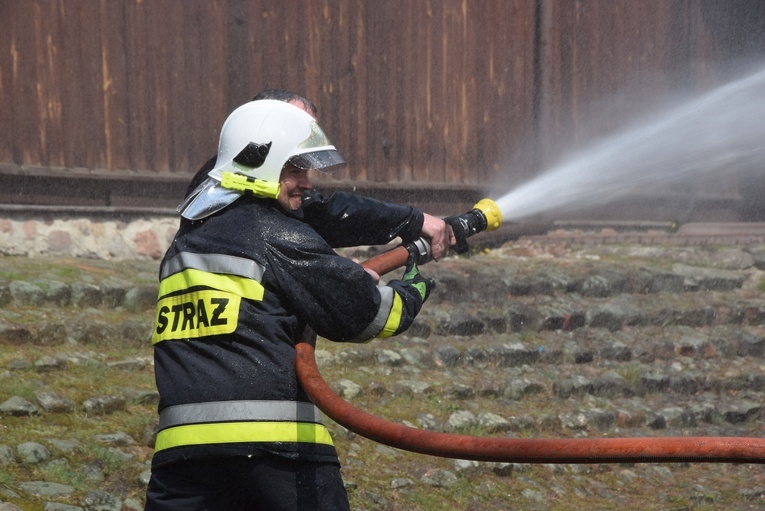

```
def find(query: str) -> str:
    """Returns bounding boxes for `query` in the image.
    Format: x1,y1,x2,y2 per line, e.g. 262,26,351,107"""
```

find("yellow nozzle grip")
473,198,502,232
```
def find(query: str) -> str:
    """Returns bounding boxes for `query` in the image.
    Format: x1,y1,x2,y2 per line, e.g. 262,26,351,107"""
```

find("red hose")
296,342,765,464
294,245,765,464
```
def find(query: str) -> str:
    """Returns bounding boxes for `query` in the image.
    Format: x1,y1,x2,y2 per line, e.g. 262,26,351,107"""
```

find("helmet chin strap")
221,172,280,199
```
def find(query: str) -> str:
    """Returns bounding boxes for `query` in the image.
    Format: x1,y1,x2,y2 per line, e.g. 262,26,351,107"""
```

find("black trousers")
145,456,350,511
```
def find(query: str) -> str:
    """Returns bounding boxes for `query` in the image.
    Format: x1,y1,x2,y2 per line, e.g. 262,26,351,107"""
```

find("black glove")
401,253,435,304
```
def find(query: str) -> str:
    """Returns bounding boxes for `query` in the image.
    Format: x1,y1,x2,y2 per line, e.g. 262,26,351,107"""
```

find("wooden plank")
98,0,130,171
59,0,105,169
360,3,397,183
122,0,152,172
179,0,227,177
303,0,357,183
145,0,180,173
389,1,412,184
163,1,190,174
476,0,537,188
32,0,65,167
0,1,12,163
337,0,368,183
9,0,43,166
421,0,447,185
0,1,13,163
226,0,250,110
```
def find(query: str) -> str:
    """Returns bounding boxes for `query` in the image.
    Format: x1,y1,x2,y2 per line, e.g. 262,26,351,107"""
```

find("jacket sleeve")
265,225,425,343
299,190,425,248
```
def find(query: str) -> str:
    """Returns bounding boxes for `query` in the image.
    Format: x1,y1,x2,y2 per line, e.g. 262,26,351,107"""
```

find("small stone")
0,501,25,511
690,484,721,505
332,379,363,399
8,358,32,370
415,413,440,430
448,410,477,430
35,355,67,372
47,230,72,254
135,230,163,259
106,358,148,371
44,281,72,306
9,281,45,306
0,444,16,465
71,283,102,308
477,412,512,433
0,396,40,416
18,481,75,498
81,490,122,511
452,459,481,474
82,395,126,415
391,477,415,489
420,468,458,487
35,390,75,413
374,349,403,366
444,383,474,399
490,462,514,477
138,469,152,487
81,462,105,483
123,286,158,311
394,380,432,395
122,498,143,511
46,438,82,453
0,323,32,345
94,431,135,446
399,348,433,367
100,277,132,308
16,442,51,464
43,505,84,511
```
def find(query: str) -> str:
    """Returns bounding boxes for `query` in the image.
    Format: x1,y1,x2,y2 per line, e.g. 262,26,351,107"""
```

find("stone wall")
0,215,179,260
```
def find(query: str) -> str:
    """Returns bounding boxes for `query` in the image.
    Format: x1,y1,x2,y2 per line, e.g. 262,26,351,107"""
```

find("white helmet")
178,99,345,220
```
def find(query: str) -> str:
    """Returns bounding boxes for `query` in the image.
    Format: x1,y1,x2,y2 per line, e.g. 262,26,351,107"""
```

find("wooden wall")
0,0,762,217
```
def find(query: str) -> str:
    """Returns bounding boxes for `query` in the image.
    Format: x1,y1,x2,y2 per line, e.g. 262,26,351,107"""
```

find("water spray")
495,65,765,223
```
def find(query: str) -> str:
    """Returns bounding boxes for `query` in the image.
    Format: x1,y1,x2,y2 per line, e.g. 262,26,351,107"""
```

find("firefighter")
145,98,451,510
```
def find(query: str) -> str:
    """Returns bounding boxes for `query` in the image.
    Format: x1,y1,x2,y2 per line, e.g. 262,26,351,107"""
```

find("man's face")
277,163,312,211
275,99,317,211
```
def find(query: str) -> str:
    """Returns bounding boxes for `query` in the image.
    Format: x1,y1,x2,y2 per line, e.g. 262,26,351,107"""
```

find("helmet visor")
288,149,346,173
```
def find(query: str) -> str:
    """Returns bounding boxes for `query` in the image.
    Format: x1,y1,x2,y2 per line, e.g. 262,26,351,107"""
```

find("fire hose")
295,199,765,464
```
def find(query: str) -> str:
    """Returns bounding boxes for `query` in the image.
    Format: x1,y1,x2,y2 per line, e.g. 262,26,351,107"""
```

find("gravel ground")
1,238,765,510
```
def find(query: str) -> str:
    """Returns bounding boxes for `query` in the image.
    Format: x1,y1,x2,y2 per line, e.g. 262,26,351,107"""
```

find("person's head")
252,90,318,119
185,90,319,196
179,100,344,220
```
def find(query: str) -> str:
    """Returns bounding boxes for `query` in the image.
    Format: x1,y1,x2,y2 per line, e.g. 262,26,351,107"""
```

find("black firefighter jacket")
151,191,427,467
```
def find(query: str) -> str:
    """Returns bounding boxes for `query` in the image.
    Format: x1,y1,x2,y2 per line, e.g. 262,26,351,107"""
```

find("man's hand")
352,257,381,283
422,214,455,261
364,267,380,283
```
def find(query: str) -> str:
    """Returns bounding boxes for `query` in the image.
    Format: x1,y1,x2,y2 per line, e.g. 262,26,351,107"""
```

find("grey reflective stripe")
349,286,395,342
159,400,324,430
161,252,265,281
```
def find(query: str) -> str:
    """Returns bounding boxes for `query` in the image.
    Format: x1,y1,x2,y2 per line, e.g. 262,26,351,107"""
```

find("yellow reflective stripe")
378,292,404,338
159,268,264,301
152,290,240,343
154,422,334,452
